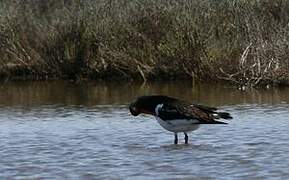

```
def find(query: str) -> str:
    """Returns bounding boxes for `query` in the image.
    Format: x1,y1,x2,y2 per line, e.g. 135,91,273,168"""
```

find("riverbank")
1,79,289,179
1,0,289,87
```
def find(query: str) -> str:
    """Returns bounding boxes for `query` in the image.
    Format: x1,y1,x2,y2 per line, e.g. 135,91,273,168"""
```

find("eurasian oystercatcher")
129,95,232,144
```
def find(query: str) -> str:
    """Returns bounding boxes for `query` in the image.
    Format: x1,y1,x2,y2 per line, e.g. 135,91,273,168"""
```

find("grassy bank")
1,0,289,87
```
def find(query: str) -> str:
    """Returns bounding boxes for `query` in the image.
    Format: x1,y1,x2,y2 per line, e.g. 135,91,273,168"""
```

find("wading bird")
129,95,232,144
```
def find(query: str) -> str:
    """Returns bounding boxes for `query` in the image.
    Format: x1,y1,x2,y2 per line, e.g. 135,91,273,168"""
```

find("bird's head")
129,102,141,116
129,95,168,116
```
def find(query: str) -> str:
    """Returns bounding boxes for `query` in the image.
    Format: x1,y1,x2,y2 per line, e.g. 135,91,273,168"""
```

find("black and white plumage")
129,95,232,144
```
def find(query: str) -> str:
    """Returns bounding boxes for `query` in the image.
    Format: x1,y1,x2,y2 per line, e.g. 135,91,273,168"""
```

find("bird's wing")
157,101,226,124
158,102,214,123
191,103,217,113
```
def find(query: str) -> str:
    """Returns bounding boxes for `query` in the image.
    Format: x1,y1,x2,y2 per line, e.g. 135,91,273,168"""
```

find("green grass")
1,0,289,87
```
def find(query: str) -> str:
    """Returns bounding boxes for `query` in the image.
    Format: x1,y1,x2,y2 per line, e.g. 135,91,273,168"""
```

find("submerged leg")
184,132,188,144
174,133,178,144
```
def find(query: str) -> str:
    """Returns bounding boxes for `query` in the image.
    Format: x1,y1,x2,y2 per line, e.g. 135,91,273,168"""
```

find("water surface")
0,81,289,179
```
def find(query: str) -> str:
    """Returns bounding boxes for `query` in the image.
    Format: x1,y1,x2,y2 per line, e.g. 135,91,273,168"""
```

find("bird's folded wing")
157,102,215,123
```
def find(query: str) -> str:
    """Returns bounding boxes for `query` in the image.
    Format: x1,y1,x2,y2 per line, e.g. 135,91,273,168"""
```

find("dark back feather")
131,95,232,124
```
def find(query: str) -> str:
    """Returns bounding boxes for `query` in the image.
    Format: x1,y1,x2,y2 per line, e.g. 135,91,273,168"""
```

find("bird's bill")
139,109,154,115
129,105,154,116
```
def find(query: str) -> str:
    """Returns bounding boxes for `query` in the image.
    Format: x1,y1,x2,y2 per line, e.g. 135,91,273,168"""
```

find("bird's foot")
184,132,188,144
174,133,178,144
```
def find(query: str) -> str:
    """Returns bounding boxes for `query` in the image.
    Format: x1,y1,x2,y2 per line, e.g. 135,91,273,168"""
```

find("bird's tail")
213,112,233,120
199,120,228,124
212,120,228,124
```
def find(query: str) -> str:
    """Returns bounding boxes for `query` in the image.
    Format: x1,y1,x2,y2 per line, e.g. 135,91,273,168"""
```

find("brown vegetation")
0,0,289,87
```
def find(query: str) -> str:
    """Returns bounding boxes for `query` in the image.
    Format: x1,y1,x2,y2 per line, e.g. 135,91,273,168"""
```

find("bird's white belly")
156,117,200,133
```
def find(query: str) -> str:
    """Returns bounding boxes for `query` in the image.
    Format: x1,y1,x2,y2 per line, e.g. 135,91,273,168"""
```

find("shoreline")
1,0,289,87
0,73,288,90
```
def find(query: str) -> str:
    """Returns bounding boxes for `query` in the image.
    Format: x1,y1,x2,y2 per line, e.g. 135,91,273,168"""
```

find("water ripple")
0,104,289,179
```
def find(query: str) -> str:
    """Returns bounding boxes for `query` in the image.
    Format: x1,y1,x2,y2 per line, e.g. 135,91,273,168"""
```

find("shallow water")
0,81,289,179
